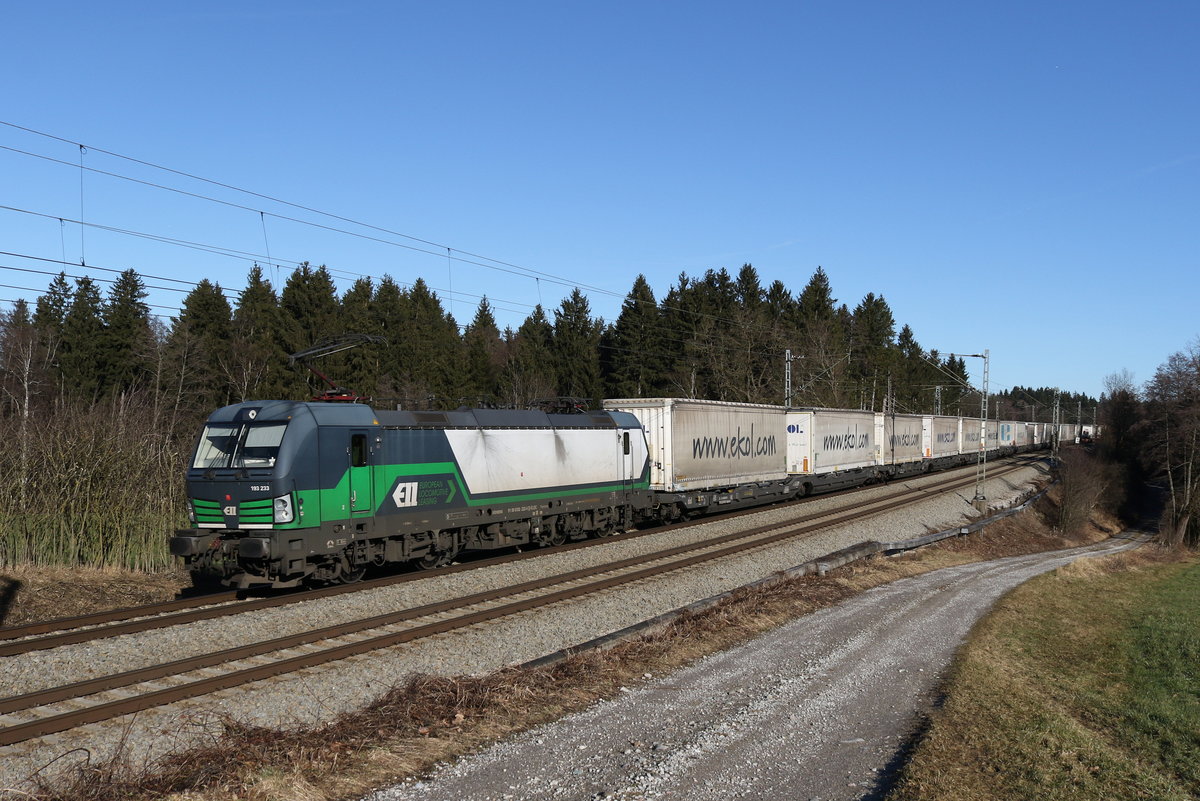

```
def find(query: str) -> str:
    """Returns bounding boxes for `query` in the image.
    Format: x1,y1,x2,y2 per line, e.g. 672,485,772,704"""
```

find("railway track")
0,455,1041,656
0,461,1034,748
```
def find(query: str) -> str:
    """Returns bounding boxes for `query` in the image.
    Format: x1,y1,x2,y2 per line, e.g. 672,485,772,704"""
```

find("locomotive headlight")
187,504,196,525
273,494,295,523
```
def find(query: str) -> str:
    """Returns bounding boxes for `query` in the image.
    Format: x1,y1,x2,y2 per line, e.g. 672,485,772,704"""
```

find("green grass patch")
889,550,1200,801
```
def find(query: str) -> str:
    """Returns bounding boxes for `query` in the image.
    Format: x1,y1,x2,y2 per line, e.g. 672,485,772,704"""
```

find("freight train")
170,398,1075,588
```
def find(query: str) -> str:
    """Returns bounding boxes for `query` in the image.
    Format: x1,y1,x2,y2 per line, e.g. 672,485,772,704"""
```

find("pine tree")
659,273,704,398
849,292,896,410
371,275,408,400
101,269,154,394
170,280,234,411
280,263,342,397
462,298,503,403
552,288,603,404
59,277,106,400
794,267,846,406
32,272,72,383
280,263,340,349
500,305,555,407
33,272,72,342
721,264,775,403
340,277,382,398
231,265,289,400
391,278,461,406
604,274,664,398
894,324,928,412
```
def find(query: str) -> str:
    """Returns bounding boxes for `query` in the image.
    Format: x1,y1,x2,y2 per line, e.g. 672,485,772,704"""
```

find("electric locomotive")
170,400,650,588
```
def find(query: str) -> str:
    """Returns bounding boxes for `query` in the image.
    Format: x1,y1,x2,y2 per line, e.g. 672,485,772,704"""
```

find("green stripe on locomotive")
184,401,650,532
280,459,651,530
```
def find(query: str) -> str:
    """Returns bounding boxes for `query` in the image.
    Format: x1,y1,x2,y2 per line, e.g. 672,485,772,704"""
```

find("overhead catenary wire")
0,235,814,364
0,256,536,327
2,121,1033,383
0,124,1076,407
0,262,194,295
0,120,613,293
0,126,829,340
0,281,179,312
0,141,619,299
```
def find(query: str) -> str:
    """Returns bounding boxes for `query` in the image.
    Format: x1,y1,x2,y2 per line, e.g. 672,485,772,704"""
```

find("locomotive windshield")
192,422,288,469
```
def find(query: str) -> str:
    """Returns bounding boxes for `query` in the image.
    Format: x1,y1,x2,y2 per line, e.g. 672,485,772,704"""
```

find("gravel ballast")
364,535,1140,801
0,460,1046,790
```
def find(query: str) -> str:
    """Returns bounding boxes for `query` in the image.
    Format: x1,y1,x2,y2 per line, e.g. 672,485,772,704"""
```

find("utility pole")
785,349,792,407
1052,389,1061,462
977,348,989,512
935,385,942,415
948,349,989,513
784,349,802,407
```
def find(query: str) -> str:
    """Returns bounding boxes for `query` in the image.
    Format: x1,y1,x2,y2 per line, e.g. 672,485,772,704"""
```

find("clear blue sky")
2,1,1197,400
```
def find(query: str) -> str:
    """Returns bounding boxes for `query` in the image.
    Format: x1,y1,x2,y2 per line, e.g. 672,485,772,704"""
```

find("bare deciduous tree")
1142,341,1200,547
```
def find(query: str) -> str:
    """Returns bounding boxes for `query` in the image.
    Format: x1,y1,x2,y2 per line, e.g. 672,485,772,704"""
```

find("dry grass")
0,565,189,627
887,544,1197,801
20,489,1122,801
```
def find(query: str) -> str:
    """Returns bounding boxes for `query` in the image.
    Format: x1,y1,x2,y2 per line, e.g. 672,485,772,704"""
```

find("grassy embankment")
890,548,1200,801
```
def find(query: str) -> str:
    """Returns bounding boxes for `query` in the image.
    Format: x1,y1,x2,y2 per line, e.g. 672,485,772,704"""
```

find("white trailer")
882,413,925,470
602,398,798,515
786,408,882,492
985,420,1000,451
961,418,985,455
998,421,1017,450
1011,422,1030,450
923,415,963,461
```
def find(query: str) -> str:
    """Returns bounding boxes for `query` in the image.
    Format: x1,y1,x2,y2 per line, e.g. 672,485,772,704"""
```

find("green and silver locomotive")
171,400,650,588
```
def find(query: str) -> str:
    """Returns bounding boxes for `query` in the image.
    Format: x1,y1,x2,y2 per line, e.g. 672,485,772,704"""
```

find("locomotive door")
348,431,374,517
620,430,634,491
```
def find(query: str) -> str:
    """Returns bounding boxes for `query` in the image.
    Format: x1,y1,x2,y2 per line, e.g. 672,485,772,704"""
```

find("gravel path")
0,461,1045,791
365,534,1140,801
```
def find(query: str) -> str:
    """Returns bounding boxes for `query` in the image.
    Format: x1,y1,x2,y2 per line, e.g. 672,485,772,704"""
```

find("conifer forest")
0,262,1095,570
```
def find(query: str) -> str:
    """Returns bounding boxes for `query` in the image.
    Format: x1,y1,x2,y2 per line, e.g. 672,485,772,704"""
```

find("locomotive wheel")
338,567,366,584
416,551,452,570
416,543,461,570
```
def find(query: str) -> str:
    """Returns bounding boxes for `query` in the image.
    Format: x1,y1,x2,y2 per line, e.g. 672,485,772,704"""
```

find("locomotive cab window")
623,432,631,455
192,422,287,469
351,434,368,467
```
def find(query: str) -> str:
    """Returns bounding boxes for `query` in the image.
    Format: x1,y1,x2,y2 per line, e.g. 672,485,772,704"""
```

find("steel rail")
0,457,1038,656
0,463,1029,747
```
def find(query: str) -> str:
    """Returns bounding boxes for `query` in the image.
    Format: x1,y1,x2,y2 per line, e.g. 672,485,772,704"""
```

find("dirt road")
365,535,1140,801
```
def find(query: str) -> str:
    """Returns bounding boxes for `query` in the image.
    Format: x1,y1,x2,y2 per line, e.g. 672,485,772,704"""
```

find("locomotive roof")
374,406,625,429
205,401,632,429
